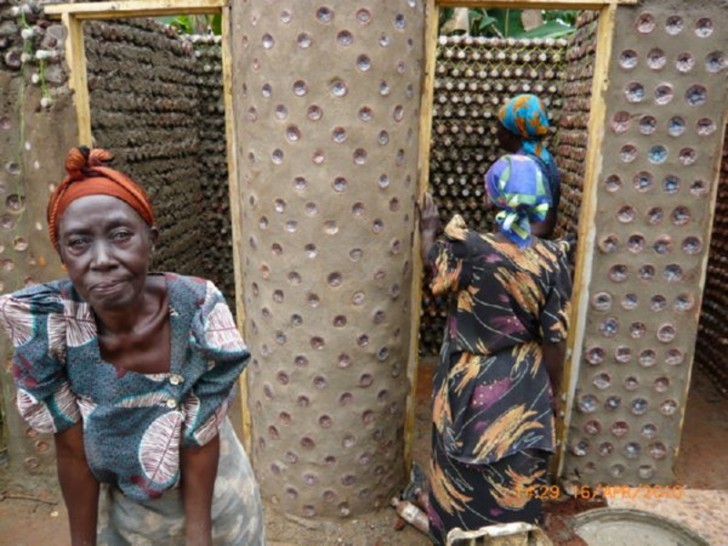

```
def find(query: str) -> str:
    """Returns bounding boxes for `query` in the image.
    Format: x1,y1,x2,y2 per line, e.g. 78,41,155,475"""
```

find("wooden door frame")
45,0,251,449
408,0,636,476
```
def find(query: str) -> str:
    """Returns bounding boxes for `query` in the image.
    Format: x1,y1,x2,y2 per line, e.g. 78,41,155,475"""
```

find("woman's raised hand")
418,192,440,262
418,192,440,235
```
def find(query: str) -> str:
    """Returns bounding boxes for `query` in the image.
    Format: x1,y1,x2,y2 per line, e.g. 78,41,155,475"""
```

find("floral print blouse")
0,273,250,502
427,215,572,465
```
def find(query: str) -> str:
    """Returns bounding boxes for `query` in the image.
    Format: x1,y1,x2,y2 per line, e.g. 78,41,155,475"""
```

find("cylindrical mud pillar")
230,1,425,518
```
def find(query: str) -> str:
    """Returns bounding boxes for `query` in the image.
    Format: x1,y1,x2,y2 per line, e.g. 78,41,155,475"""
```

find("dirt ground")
1,360,726,545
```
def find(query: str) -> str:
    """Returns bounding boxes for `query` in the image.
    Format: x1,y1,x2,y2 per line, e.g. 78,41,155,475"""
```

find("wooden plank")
62,13,92,146
404,0,440,475
45,0,225,19
220,6,251,452
437,0,636,8
555,2,617,478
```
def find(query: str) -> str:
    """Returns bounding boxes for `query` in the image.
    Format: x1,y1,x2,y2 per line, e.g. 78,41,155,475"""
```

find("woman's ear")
148,225,159,253
57,245,67,268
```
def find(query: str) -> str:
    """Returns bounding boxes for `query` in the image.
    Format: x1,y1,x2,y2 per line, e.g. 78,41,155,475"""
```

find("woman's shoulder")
442,214,488,247
161,273,222,307
0,278,74,304
532,237,570,265
0,280,75,335
442,214,470,242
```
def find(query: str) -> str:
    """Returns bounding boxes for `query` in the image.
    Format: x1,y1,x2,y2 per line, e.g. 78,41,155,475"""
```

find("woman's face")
57,195,158,312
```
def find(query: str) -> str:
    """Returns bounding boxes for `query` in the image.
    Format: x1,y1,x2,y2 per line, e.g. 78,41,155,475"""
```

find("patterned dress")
0,273,264,545
426,215,572,545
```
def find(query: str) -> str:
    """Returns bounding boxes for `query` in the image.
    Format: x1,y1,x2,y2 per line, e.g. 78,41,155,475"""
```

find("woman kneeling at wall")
0,147,265,545
420,154,572,544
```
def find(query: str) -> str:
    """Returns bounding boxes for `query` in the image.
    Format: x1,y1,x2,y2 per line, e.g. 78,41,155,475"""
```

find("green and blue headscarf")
498,94,551,160
485,154,550,248
498,95,560,201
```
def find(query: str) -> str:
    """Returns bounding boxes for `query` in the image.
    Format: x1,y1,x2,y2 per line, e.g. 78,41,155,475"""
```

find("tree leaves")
439,8,577,39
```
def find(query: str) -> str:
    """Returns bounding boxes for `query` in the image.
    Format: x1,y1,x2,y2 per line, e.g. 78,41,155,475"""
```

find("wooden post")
221,5,251,452
62,13,92,146
555,1,618,477
405,0,440,475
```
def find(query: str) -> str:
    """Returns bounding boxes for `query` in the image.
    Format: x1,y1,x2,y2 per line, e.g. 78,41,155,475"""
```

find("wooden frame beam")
405,0,441,475
45,0,226,20
556,2,617,475
61,12,92,146
220,5,251,452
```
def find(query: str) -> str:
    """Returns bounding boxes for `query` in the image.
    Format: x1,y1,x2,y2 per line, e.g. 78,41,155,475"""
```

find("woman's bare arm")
54,424,99,546
542,339,567,414
181,434,220,546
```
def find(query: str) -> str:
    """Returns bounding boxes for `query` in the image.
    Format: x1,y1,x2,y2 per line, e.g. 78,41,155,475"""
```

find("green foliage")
440,8,577,39
160,14,221,35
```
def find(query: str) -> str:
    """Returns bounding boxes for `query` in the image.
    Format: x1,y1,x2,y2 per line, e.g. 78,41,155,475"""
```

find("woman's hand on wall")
418,192,440,261
542,340,567,418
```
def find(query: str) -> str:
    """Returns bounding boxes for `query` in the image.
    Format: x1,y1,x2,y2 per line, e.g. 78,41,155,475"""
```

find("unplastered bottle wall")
421,34,578,356
553,10,600,239
231,0,425,518
696,131,728,393
85,19,234,300
562,0,728,486
192,36,236,302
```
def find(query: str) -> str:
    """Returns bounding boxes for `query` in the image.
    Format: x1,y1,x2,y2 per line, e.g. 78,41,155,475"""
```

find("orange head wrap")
47,147,156,252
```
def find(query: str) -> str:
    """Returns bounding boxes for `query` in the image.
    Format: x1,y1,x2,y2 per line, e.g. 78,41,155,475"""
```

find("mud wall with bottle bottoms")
84,19,235,302
695,132,728,394
0,0,77,478
562,0,728,486
231,0,425,518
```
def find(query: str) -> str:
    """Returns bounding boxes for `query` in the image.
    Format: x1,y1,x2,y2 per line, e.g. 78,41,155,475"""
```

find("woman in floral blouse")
420,154,572,544
0,147,264,545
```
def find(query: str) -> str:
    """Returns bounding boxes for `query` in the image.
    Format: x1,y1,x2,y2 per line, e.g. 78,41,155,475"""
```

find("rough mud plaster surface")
563,0,728,486
0,73,76,478
232,1,424,518
695,129,728,393
85,19,235,303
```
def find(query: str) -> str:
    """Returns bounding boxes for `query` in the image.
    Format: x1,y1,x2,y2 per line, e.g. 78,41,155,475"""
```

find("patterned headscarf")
485,154,550,248
498,94,553,168
47,147,155,252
